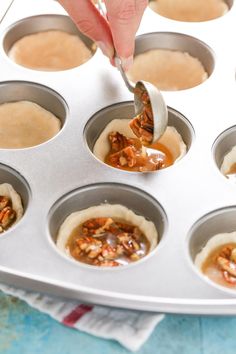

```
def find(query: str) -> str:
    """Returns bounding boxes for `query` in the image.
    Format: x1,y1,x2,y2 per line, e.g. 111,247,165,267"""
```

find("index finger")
104,0,147,70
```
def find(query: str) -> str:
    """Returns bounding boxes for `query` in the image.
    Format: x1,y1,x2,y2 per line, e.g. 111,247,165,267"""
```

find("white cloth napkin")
0,283,164,351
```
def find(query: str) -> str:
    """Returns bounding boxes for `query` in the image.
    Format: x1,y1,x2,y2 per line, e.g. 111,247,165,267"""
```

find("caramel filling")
129,90,154,145
66,217,150,266
202,243,236,288
105,131,173,172
226,163,236,178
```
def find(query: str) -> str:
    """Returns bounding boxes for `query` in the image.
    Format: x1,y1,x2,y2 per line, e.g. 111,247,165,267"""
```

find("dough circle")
9,30,94,71
149,0,228,22
0,101,61,149
127,49,208,91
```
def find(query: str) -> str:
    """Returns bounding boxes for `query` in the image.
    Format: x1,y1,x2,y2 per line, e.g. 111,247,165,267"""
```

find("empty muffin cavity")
0,81,67,149
127,32,215,91
148,0,231,22
3,15,96,71
84,101,194,173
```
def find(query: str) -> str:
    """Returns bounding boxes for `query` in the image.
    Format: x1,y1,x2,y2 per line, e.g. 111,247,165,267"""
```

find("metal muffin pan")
2,13,96,70
0,0,236,314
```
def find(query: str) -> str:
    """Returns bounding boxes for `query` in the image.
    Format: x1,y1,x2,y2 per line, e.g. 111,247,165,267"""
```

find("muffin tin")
1,0,236,314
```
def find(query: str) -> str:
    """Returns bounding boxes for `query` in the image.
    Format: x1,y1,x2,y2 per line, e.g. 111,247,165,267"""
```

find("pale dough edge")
220,145,236,175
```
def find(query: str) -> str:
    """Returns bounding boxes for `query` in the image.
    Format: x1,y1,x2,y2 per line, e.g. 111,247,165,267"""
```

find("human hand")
58,0,148,71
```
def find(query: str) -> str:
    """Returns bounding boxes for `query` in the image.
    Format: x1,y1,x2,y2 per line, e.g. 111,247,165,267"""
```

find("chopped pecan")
217,256,236,278
223,270,236,284
129,87,154,144
0,196,11,210
219,246,233,259
109,146,137,168
231,248,236,263
0,206,16,229
82,217,113,235
101,244,117,260
116,222,135,234
117,233,140,255
108,132,133,152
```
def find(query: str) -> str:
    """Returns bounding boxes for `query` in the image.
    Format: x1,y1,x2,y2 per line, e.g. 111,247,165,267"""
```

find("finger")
58,0,114,59
104,0,148,70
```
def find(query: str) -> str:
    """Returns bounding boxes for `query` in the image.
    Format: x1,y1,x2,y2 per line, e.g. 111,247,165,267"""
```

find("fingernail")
96,41,114,59
120,56,133,71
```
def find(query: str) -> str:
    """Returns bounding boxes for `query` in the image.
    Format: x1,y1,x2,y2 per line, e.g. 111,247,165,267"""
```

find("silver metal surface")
0,0,236,314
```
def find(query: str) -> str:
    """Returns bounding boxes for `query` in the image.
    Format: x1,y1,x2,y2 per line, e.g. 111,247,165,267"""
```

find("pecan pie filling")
104,90,173,172
66,217,150,266
105,132,173,172
129,90,154,145
0,196,16,233
202,243,236,288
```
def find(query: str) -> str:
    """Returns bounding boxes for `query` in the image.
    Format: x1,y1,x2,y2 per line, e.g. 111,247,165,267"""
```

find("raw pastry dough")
127,49,208,91
149,0,228,22
9,30,94,71
0,101,61,149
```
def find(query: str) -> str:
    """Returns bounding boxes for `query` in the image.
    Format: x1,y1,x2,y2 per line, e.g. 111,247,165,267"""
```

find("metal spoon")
97,0,168,145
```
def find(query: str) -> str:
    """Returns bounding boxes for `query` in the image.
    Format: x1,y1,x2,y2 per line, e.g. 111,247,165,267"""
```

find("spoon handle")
97,0,135,94
114,57,135,93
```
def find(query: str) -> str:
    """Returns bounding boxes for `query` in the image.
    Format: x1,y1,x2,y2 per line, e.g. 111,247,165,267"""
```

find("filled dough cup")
188,206,236,295
48,183,167,268
84,101,194,173
0,81,67,149
0,164,30,236
3,15,96,71
127,32,215,91
148,0,230,22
